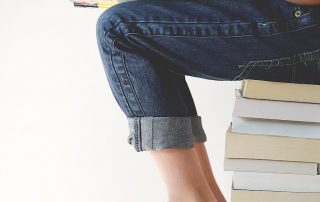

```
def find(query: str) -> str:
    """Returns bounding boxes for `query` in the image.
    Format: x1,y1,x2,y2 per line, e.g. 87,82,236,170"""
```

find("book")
224,158,318,175
233,171,320,193
231,189,320,202
225,124,320,163
233,89,320,123
241,79,320,104
231,116,320,139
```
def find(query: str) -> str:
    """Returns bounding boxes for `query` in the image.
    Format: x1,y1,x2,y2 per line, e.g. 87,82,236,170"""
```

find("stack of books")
224,79,320,202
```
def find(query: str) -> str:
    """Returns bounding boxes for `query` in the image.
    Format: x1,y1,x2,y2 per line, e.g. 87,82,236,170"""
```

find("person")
95,0,320,201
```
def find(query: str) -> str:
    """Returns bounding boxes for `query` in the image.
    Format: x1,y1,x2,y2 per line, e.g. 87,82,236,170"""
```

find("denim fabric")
96,0,320,152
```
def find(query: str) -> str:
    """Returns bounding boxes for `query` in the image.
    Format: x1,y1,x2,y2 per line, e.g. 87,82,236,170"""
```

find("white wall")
0,1,240,201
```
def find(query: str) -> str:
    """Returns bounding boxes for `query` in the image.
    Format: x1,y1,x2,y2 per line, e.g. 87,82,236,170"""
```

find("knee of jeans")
95,2,138,50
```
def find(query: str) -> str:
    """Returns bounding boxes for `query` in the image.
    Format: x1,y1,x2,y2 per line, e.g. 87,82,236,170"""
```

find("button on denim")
96,0,320,152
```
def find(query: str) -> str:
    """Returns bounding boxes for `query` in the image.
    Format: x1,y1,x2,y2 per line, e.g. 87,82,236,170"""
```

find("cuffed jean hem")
127,116,207,152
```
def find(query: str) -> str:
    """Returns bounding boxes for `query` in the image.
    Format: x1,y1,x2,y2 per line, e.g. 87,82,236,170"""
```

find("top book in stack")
241,79,320,104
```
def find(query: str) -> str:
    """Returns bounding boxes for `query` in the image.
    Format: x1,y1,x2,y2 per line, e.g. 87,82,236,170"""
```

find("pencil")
73,1,118,9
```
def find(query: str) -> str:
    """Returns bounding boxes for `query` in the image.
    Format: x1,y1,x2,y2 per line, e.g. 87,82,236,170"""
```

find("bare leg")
148,146,218,202
194,142,227,202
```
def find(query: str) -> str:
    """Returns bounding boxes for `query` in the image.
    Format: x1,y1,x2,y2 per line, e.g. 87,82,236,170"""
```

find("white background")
0,1,241,201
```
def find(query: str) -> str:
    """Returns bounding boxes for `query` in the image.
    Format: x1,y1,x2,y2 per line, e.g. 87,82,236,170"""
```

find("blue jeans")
95,0,320,152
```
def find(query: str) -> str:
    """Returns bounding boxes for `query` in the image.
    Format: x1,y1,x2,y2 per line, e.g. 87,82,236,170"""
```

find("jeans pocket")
235,61,294,83
233,48,320,83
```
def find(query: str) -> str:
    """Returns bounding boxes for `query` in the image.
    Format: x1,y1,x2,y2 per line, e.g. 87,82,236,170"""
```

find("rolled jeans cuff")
127,116,207,152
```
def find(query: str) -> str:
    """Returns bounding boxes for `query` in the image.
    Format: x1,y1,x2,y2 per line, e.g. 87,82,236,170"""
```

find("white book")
233,89,320,123
224,158,318,175
233,172,320,193
232,116,320,139
232,189,320,202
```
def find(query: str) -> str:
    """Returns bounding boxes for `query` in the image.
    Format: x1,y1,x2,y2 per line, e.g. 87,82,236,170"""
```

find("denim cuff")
127,116,207,152
190,116,207,142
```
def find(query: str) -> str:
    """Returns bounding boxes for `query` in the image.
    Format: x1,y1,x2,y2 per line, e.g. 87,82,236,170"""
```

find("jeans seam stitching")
292,63,296,82
151,117,154,150
236,48,320,80
240,48,320,67
233,61,252,80
121,53,146,116
138,117,142,151
242,62,257,80
107,46,134,117
110,23,318,49
134,117,139,151
134,117,142,152
103,19,255,46
103,11,312,34
122,23,318,38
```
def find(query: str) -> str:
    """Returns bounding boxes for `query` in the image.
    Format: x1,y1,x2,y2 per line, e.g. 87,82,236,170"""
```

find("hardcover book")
224,158,318,175
225,124,320,163
241,79,320,104
231,116,320,139
233,172,320,193
233,89,320,123
231,189,320,202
